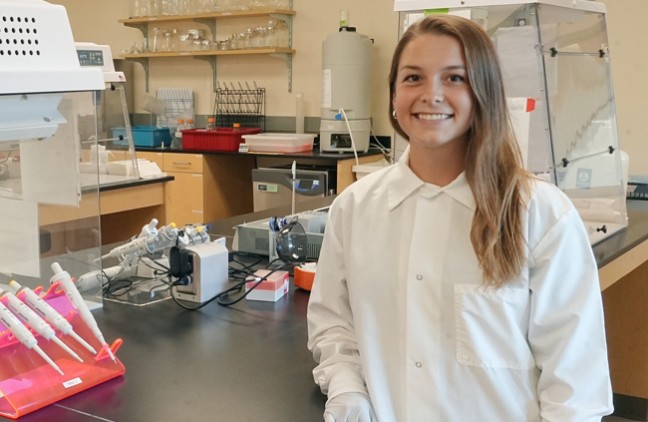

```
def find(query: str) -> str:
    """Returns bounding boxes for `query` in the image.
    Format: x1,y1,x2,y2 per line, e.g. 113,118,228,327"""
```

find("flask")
172,118,185,149
206,116,216,130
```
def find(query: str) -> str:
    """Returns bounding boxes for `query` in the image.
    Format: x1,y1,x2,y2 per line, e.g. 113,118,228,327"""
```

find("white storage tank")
319,27,373,152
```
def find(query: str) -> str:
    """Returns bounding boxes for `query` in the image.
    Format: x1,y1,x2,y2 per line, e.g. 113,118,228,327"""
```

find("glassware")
249,0,266,9
165,28,178,51
172,118,185,149
220,0,234,12
129,0,151,17
178,33,192,51
270,19,289,47
151,27,165,52
230,32,242,50
161,30,172,52
150,0,162,16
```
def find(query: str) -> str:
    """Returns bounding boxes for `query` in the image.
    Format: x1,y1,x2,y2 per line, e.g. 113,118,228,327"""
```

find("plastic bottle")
206,117,216,131
172,118,185,149
340,10,349,28
186,118,195,129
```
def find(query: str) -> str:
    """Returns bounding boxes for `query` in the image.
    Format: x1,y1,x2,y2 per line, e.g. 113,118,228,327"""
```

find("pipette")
50,262,116,362
0,288,83,363
9,280,97,355
0,300,63,375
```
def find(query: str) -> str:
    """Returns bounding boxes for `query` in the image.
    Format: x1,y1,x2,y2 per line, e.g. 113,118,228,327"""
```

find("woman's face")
392,33,474,153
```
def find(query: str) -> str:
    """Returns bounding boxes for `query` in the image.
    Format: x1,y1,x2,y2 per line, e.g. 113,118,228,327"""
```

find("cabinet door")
163,153,203,174
165,171,204,226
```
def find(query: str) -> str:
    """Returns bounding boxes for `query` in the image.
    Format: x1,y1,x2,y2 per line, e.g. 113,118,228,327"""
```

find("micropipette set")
0,262,118,376
49,262,117,362
0,263,125,419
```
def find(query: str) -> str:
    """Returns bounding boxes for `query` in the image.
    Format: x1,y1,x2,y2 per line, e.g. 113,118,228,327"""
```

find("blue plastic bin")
112,126,172,147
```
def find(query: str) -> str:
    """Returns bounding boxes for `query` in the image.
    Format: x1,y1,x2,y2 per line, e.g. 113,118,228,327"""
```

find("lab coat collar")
387,146,475,211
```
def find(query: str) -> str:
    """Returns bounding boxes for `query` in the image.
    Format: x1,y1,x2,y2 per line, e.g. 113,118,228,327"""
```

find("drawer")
165,172,204,226
163,153,204,174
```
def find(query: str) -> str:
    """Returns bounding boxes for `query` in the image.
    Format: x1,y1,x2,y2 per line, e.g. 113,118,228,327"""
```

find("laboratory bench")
135,145,385,196
9,198,648,421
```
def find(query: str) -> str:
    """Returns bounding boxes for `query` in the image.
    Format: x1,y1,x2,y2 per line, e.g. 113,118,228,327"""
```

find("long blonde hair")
388,14,532,287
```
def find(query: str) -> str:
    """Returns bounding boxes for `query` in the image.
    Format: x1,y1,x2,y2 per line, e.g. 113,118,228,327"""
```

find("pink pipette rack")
0,282,124,419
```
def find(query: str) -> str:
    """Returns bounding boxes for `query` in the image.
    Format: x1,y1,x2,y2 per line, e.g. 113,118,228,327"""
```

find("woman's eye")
448,74,465,83
403,74,421,82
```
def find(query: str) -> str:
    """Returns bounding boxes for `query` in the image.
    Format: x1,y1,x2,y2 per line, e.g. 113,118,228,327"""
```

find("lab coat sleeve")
307,198,368,399
527,205,613,421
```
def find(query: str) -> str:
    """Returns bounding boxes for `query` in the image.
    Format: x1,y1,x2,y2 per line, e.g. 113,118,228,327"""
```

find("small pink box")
245,269,289,302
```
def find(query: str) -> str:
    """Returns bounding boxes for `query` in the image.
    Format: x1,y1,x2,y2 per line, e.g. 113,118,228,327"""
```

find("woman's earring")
392,109,397,120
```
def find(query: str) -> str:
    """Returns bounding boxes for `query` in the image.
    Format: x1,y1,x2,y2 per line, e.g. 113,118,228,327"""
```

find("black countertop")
592,200,648,268
97,175,174,193
135,145,384,161
5,199,648,421
4,284,325,421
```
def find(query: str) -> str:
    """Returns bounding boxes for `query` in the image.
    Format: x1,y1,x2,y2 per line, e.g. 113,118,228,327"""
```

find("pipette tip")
105,344,117,362
34,345,64,376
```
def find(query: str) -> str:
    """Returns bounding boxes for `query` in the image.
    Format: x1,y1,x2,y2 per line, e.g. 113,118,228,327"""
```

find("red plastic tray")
182,127,261,152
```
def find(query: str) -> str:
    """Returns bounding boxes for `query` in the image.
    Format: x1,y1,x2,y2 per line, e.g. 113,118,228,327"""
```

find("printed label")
62,377,83,389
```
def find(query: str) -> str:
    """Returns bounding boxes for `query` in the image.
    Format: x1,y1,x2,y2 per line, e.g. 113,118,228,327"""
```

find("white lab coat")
307,147,613,421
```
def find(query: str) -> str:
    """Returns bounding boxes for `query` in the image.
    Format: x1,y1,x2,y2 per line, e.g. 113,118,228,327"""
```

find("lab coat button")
415,361,423,368
416,274,423,281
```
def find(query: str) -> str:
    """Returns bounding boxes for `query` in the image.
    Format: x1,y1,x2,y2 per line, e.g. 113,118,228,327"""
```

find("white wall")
50,0,397,138
51,0,648,174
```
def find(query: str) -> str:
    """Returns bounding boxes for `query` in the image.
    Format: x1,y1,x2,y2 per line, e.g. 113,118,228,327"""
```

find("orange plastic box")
182,127,261,152
0,283,124,420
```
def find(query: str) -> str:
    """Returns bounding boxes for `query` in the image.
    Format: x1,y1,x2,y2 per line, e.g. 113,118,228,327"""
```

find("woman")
307,14,613,422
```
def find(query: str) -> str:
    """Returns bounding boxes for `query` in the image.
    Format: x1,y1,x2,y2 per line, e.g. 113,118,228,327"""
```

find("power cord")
338,108,360,167
169,256,291,310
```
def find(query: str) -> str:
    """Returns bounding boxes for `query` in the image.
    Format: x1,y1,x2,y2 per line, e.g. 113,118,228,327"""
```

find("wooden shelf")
118,8,296,26
119,8,295,92
121,47,295,59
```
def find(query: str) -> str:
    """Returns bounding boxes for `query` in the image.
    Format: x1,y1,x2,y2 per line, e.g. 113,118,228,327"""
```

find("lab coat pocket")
454,284,535,369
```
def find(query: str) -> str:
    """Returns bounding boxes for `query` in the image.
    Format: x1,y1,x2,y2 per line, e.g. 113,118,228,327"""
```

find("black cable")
169,260,292,310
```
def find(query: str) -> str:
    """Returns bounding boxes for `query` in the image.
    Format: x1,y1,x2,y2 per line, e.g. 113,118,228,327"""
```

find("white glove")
323,392,377,422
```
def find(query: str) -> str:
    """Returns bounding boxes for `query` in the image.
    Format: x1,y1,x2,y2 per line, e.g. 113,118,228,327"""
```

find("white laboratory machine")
319,26,373,153
393,0,628,244
0,0,105,305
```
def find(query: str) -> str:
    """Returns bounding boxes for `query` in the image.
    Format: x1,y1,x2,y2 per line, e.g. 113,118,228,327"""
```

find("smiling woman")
307,13,613,422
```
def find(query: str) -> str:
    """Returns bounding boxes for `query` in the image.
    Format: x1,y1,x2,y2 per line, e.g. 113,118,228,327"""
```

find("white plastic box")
242,133,316,153
245,269,289,302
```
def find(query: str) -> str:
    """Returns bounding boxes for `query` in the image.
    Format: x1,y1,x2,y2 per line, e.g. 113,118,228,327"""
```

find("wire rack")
213,83,265,130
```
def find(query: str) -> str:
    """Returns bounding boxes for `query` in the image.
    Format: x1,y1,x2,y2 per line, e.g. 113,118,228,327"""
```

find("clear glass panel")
82,82,140,190
0,91,103,308
537,4,626,242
